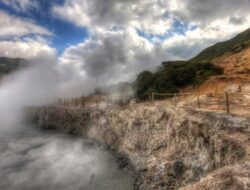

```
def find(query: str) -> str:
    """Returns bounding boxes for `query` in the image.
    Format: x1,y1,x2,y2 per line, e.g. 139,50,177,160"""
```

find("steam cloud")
0,129,134,190
0,55,96,132
0,40,134,190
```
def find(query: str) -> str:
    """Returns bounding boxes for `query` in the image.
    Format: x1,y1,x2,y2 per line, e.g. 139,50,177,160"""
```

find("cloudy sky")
0,0,250,84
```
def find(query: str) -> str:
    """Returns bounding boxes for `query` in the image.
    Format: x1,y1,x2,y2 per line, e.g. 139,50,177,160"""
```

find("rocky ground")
26,104,250,190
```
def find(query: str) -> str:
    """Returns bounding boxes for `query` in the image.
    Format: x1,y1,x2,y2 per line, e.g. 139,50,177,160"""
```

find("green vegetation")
191,28,250,62
0,57,26,74
135,28,250,100
135,61,223,100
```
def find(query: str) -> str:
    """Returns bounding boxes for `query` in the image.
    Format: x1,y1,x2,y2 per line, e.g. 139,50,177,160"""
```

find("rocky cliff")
27,104,250,190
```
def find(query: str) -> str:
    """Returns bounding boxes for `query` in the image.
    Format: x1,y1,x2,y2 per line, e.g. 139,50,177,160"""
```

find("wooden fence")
149,91,250,115
53,95,131,109
52,91,250,116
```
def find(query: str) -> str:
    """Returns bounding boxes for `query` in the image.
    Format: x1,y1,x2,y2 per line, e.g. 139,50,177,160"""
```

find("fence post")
197,92,200,108
96,97,99,108
225,91,230,114
148,93,151,102
75,98,78,107
151,92,155,104
98,95,101,108
82,96,85,107
174,94,177,107
106,97,109,108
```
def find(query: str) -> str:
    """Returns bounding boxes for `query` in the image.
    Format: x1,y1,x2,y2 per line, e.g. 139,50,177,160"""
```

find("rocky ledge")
26,104,250,190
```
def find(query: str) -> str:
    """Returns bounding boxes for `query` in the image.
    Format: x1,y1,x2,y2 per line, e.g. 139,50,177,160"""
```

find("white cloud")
0,10,55,59
0,0,38,11
0,10,52,37
53,0,173,35
170,0,250,25
0,38,55,59
59,27,167,85
54,0,250,61
53,0,250,35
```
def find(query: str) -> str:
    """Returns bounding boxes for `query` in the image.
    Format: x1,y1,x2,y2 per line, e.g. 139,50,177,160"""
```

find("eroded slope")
28,105,250,189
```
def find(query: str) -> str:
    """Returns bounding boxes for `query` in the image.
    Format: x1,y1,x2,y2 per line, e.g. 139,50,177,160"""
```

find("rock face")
27,104,250,190
180,162,250,190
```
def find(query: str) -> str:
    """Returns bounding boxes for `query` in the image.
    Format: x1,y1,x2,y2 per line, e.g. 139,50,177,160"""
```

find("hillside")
135,27,250,99
0,57,27,75
135,61,222,100
197,28,250,94
191,28,250,63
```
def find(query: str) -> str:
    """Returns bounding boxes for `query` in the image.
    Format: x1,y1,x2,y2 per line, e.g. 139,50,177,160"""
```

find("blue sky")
0,0,89,55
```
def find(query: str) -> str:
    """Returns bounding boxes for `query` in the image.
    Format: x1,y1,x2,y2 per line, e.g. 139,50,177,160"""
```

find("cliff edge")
27,105,250,190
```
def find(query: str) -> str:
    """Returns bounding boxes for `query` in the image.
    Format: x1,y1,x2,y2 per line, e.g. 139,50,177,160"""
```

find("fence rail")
149,91,250,116
53,95,131,109
53,91,250,116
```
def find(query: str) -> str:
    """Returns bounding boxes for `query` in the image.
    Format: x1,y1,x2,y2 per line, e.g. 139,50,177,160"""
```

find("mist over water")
0,126,134,190
0,56,98,133
0,49,135,190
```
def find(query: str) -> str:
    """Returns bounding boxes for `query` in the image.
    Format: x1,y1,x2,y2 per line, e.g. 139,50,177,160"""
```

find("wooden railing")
52,91,250,116
53,95,131,108
149,91,250,115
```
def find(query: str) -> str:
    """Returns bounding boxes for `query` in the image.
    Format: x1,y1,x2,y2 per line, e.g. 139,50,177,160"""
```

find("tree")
135,71,154,100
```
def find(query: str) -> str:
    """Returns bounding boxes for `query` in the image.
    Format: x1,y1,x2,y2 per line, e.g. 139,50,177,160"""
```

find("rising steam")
0,55,98,132
0,56,134,190
0,129,134,190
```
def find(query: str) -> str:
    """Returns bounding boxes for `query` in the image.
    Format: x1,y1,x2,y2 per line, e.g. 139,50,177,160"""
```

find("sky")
0,0,250,85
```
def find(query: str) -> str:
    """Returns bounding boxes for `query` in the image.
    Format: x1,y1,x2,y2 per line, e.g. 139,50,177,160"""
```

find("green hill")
191,28,250,62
